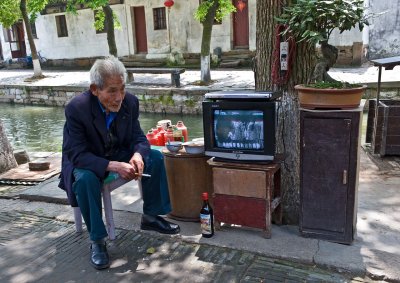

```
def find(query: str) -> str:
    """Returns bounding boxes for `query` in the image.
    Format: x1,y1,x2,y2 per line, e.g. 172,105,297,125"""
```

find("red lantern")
164,0,174,8
236,0,246,12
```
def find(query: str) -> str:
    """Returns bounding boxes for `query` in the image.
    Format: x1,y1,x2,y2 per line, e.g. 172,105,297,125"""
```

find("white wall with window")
31,4,130,60
124,0,257,57
1,1,258,61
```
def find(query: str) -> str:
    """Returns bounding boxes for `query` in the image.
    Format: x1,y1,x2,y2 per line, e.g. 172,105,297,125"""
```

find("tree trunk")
200,1,218,82
0,120,17,174
20,0,42,77
255,0,315,224
310,41,338,83
103,5,117,57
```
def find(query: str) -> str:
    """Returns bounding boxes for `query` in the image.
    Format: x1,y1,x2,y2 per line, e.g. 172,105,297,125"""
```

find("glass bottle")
200,192,214,238
173,126,183,142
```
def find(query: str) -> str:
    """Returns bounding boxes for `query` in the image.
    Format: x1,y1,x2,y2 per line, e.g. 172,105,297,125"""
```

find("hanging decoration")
164,0,174,9
236,0,246,12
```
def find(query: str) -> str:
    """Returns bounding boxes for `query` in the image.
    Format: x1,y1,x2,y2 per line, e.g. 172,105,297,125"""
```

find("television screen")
202,98,276,161
213,110,264,150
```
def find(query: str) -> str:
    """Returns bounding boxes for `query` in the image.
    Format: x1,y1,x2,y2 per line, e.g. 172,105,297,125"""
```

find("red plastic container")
165,126,174,144
176,121,188,142
146,130,158,146
157,124,166,145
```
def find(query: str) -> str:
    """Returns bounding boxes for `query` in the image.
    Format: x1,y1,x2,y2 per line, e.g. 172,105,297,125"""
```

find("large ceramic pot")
295,84,366,109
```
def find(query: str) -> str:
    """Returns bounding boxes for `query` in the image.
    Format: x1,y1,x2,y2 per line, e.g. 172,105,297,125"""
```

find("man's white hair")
90,56,127,89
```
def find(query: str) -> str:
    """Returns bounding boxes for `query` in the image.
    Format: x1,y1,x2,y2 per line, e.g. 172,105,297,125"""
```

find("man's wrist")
106,161,117,172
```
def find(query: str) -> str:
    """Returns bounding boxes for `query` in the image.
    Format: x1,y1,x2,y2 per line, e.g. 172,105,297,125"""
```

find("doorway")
232,0,249,49
9,23,27,58
132,6,148,53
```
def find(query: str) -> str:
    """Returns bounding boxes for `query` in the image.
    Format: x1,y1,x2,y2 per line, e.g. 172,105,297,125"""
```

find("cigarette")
135,173,151,178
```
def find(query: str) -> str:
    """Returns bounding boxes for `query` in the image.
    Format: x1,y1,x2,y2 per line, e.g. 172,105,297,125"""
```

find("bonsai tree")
277,0,369,85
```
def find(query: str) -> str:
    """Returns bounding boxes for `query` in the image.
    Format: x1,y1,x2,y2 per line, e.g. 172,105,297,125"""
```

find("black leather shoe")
90,242,110,270
141,215,180,234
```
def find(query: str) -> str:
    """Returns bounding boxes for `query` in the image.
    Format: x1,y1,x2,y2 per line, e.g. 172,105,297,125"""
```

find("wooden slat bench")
126,67,186,87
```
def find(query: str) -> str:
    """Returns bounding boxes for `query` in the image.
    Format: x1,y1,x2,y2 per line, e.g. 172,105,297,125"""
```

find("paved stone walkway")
0,209,367,283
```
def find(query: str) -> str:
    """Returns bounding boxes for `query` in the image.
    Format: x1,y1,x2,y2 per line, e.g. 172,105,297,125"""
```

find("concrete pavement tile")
315,240,366,276
0,210,361,282
361,248,400,282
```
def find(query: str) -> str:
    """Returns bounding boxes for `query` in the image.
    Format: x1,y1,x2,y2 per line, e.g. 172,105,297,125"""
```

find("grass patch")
24,75,47,82
190,80,216,86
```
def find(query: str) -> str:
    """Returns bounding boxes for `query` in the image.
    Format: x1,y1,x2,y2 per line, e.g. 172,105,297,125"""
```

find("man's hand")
129,152,144,180
107,161,136,180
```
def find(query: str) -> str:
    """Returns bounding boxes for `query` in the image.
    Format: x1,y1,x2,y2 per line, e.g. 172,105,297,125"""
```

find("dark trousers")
72,149,171,241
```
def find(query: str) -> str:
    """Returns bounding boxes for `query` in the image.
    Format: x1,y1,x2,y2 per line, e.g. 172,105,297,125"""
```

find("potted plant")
277,0,369,109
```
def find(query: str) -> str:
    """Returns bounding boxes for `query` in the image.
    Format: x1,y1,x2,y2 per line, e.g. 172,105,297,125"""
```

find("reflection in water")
0,104,203,152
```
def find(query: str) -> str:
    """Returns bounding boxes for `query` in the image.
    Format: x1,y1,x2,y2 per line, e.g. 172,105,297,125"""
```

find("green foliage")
194,0,236,23
184,99,196,108
305,81,362,89
0,0,21,27
27,0,49,21
276,0,368,44
66,0,108,12
66,0,120,31
93,8,106,30
0,0,49,27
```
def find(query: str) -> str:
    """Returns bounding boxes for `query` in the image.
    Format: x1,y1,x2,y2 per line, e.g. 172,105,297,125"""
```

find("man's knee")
148,149,164,168
150,149,163,161
73,169,101,192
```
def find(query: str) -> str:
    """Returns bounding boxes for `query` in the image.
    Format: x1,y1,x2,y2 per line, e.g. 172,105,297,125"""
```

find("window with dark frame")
30,22,37,38
153,7,166,30
55,15,68,37
94,10,106,34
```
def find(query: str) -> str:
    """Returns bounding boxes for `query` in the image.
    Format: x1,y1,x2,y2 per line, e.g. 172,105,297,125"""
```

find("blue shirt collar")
97,98,117,130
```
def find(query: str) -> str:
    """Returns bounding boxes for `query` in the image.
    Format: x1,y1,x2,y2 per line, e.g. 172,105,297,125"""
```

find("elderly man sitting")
58,56,179,270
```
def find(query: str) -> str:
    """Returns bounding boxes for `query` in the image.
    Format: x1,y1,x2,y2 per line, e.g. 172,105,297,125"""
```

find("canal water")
0,104,203,152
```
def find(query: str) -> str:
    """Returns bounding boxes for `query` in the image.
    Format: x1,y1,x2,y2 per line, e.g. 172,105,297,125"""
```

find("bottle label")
200,213,212,235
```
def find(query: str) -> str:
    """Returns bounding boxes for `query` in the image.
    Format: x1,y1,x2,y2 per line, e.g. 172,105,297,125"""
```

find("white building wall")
0,1,257,61
32,5,130,60
368,0,400,59
329,28,363,46
125,0,237,56
248,0,256,50
125,0,256,56
0,25,13,61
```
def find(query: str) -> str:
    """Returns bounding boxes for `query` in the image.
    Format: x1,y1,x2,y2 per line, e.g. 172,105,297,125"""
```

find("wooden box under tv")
207,158,282,238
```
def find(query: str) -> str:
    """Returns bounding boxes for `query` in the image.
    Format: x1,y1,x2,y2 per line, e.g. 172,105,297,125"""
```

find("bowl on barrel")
183,141,205,154
166,141,183,153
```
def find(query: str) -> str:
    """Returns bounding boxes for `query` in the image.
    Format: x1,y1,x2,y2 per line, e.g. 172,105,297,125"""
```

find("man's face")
91,75,125,113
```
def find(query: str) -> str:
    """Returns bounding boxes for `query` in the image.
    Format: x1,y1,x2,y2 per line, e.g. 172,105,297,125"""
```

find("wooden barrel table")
163,149,213,222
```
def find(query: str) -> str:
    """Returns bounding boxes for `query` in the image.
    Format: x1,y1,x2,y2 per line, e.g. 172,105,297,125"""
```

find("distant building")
0,0,397,67
0,0,256,67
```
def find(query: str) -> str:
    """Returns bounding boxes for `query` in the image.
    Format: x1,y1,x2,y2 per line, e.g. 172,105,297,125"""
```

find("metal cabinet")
300,107,362,244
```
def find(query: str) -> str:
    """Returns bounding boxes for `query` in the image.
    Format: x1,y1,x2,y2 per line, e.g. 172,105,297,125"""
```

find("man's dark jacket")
58,90,150,207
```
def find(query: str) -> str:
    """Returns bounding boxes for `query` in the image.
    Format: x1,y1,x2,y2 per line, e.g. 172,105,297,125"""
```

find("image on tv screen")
213,109,264,150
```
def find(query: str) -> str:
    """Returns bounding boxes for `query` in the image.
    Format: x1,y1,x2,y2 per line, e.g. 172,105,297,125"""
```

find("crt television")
202,93,277,161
